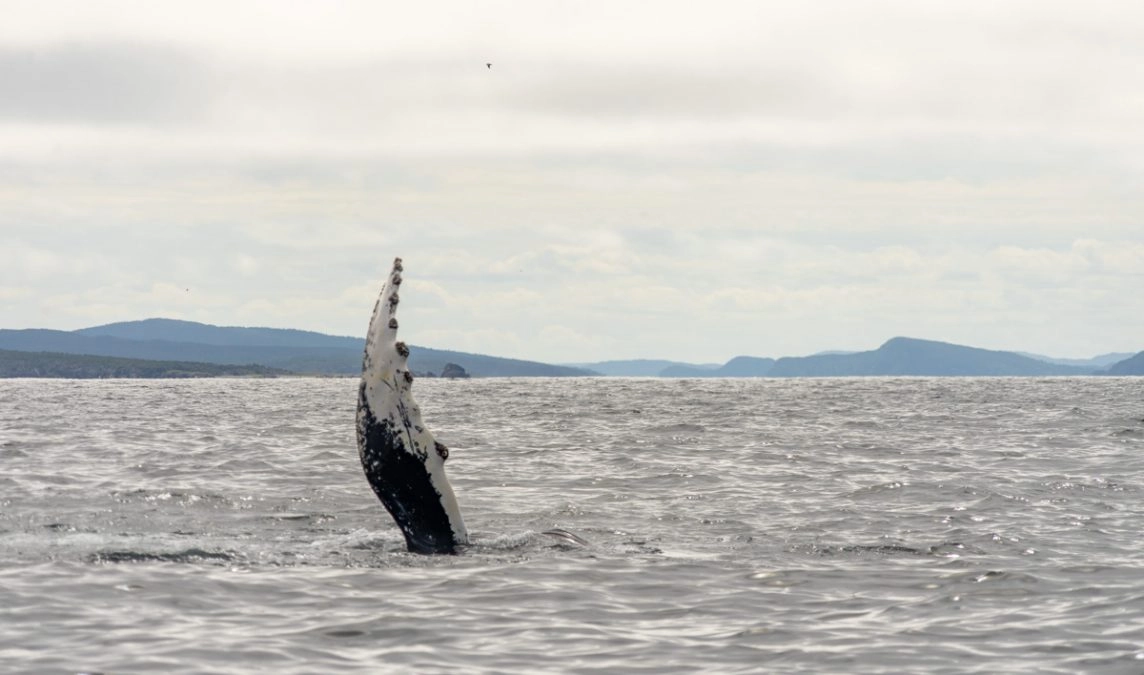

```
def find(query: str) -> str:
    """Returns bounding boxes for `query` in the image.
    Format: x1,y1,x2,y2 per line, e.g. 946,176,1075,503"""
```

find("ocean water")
1,376,1143,673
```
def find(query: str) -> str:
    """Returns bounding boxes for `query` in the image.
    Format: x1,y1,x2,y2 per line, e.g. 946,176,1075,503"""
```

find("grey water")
1,377,1143,673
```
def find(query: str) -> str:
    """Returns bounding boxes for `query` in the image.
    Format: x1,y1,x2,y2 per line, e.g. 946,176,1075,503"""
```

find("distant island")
0,318,1140,378
1106,352,1144,376
575,338,1144,378
0,349,289,379
0,319,594,379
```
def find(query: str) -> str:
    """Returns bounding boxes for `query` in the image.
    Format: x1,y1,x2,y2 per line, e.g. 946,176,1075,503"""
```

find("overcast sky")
2,1,1142,363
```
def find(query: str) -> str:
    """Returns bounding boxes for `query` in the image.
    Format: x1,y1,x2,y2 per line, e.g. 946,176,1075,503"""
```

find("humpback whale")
356,257,468,554
356,258,589,554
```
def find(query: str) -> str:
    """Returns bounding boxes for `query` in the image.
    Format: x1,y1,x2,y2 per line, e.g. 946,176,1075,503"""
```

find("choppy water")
1,377,1143,673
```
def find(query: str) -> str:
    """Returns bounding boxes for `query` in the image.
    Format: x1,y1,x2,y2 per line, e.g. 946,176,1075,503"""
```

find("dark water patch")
0,443,29,458
620,538,663,555
813,541,975,558
266,512,336,524
835,544,927,556
89,548,238,564
324,628,367,638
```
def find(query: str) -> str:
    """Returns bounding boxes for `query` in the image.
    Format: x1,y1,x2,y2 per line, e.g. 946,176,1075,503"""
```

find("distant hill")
768,337,1094,376
710,356,776,377
660,356,776,377
0,349,289,378
0,328,361,372
657,344,1133,377
1104,351,1144,375
0,320,594,377
1018,351,1135,368
3,320,1134,378
77,318,361,349
570,359,719,377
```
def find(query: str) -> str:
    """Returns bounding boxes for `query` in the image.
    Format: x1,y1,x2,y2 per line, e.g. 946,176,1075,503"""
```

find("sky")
2,0,1142,363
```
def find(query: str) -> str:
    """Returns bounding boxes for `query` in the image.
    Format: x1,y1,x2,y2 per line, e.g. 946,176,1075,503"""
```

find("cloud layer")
2,1,1142,361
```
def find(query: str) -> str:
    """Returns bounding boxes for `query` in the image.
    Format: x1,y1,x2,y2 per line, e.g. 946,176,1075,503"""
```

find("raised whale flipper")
356,257,468,554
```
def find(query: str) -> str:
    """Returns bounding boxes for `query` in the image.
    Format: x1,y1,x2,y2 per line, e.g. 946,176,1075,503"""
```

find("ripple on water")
1,377,1143,673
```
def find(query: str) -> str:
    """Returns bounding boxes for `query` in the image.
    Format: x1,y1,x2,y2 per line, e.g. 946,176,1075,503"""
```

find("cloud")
507,63,827,120
1,2,1142,360
0,42,212,124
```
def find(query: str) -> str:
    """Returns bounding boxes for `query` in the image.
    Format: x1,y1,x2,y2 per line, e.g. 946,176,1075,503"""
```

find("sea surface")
1,377,1143,673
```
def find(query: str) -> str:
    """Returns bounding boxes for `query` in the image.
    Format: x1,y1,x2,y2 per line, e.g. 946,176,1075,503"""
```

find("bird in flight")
486,62,492,69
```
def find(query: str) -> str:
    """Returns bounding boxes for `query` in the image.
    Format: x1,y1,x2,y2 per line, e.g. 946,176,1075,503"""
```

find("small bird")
486,62,492,69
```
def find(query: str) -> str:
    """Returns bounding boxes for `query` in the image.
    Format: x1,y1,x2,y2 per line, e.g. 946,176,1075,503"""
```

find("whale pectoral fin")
356,257,468,554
